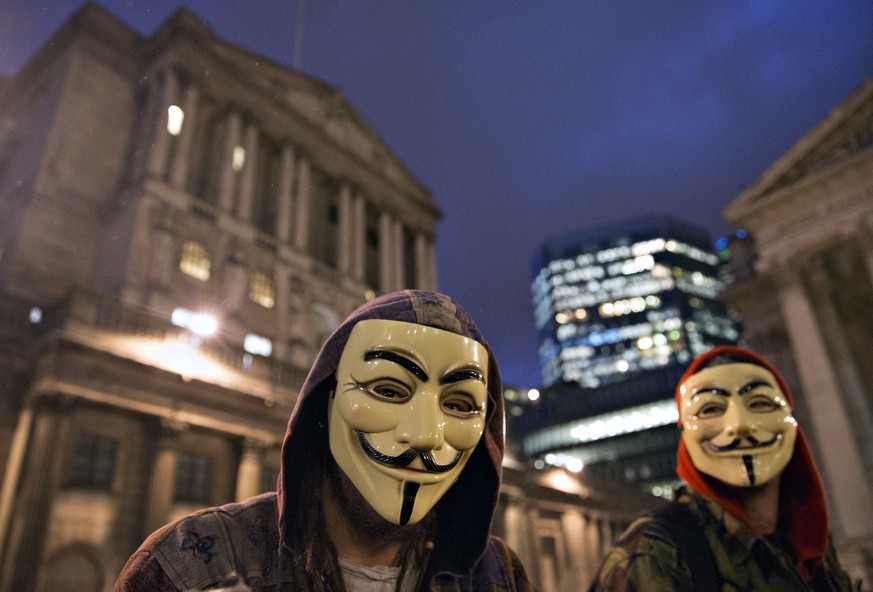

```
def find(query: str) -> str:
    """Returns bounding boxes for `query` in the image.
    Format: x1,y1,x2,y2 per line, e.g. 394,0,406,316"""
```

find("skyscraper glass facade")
532,215,739,388
519,216,741,492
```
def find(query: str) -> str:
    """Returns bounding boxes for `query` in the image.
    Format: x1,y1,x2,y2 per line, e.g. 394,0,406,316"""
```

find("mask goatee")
326,458,429,547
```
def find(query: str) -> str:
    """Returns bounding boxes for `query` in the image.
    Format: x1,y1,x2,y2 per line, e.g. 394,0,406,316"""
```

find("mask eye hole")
747,395,779,413
694,401,726,419
441,393,480,417
367,380,412,403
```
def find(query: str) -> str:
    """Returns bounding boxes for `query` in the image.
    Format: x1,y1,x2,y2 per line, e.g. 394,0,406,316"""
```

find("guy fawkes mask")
328,319,489,525
678,362,797,487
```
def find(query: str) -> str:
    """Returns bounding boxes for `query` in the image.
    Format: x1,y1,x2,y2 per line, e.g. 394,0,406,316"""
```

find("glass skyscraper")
532,215,738,388
519,215,740,493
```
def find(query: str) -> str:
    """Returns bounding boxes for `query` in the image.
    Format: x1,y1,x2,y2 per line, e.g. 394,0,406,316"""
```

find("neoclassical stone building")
722,74,873,584
0,5,650,591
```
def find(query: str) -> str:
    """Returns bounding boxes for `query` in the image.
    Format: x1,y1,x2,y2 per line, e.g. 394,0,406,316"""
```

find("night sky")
2,1,872,387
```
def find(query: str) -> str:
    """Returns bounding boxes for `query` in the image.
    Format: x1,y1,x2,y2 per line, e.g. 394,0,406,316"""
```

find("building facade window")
180,241,211,280
167,105,184,136
174,452,211,503
232,145,246,171
65,433,118,491
249,271,276,308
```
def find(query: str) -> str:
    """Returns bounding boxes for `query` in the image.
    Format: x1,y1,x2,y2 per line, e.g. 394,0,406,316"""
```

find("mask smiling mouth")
704,434,779,453
357,432,462,473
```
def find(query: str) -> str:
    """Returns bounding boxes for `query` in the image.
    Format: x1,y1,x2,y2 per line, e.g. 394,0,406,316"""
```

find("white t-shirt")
338,558,420,592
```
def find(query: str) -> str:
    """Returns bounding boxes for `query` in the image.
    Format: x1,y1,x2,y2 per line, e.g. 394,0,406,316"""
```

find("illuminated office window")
249,272,276,308
180,241,211,281
167,105,185,136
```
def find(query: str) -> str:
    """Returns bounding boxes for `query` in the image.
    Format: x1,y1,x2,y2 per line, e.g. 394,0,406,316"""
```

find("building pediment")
725,75,873,220
117,3,431,202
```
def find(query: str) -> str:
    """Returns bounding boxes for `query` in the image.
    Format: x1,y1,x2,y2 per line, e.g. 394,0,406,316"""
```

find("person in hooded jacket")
113,290,533,592
589,346,858,591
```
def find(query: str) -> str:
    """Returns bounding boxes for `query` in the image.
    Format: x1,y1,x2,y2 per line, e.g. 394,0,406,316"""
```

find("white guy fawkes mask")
679,362,798,487
328,319,489,525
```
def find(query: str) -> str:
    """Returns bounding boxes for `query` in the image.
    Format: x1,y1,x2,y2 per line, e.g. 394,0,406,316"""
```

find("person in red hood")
590,346,857,591
113,291,532,592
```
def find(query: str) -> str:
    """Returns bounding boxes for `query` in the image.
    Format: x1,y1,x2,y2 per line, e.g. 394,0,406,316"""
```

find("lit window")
232,145,246,171
65,433,118,491
180,241,211,281
171,308,218,336
174,453,211,503
167,105,185,136
249,272,276,308
244,333,273,357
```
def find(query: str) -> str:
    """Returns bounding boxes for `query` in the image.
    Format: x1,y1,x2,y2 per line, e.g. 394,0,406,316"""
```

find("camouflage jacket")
590,488,856,591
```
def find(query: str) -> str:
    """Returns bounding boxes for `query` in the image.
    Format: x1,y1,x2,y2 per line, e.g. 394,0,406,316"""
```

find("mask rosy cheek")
339,397,398,433
444,419,485,451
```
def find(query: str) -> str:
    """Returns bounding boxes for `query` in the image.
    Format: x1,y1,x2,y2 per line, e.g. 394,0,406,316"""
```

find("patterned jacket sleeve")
113,548,180,592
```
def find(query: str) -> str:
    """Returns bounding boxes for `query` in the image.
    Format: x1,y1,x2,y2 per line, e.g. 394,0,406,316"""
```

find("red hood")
676,346,829,580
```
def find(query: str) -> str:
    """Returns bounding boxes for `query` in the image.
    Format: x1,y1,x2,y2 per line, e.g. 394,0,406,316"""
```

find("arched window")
41,546,103,592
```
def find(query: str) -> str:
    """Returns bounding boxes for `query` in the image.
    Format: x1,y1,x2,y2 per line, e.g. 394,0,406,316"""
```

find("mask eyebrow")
363,349,428,382
692,386,730,397
738,379,773,395
440,368,485,385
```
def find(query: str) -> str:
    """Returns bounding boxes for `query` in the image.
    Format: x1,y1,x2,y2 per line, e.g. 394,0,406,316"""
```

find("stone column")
379,210,395,293
352,193,367,282
806,257,873,467
860,224,873,291
414,232,429,291
274,265,290,360
337,183,353,276
131,72,162,184
149,220,175,289
0,406,33,564
236,438,265,501
146,68,179,180
275,145,296,244
500,497,526,566
293,156,311,253
217,111,242,214
1,395,74,592
393,219,406,289
145,420,187,534
223,251,249,311
561,510,587,586
584,514,603,578
776,264,873,544
236,122,259,222
167,83,199,189
426,239,438,290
